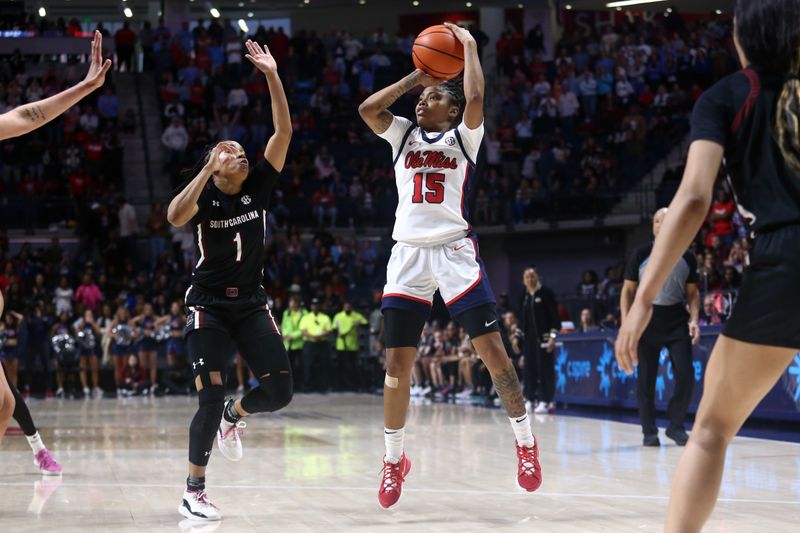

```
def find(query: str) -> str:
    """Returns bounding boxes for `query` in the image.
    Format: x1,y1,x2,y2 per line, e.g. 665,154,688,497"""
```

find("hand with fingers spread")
443,22,476,46
614,299,652,375
82,30,113,90
244,39,278,75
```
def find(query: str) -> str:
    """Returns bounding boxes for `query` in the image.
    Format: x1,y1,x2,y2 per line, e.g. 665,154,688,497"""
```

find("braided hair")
438,76,466,125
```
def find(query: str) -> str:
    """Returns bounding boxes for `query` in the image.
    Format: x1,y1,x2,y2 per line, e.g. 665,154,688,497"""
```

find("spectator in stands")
146,203,169,272
163,97,184,122
723,239,747,273
79,104,99,133
161,117,188,178
116,196,139,266
74,274,103,313
708,188,736,247
114,21,137,72
313,184,337,227
97,87,118,125
53,276,74,315
578,308,600,333
699,294,723,326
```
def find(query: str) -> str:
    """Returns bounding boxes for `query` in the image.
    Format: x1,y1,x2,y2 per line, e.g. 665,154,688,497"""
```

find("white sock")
27,432,46,454
384,427,405,463
509,415,535,447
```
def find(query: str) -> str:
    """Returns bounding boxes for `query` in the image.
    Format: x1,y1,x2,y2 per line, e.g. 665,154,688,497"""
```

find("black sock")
186,475,205,492
223,399,241,424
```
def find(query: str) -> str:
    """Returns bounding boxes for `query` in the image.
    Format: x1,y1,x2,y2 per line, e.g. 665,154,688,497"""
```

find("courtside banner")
554,326,800,422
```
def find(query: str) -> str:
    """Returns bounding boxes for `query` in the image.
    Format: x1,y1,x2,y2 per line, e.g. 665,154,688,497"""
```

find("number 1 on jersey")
233,232,242,262
412,172,445,204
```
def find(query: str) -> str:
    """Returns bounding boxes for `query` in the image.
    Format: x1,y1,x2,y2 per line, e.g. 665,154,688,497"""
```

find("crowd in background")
0,9,742,404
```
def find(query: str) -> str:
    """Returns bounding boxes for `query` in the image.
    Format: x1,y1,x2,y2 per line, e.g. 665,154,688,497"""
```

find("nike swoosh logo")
484,319,497,327
453,245,466,252
515,415,528,423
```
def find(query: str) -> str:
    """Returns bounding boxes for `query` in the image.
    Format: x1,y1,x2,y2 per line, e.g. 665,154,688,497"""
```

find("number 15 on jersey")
411,172,445,204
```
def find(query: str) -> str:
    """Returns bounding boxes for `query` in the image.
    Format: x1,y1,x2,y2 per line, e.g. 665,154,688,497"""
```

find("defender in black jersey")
616,2,800,531
167,40,292,522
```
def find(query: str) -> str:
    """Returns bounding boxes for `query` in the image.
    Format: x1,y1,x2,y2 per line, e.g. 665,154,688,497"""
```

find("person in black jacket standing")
519,267,561,414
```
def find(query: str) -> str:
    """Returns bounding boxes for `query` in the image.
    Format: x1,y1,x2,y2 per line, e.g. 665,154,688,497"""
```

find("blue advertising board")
556,326,800,421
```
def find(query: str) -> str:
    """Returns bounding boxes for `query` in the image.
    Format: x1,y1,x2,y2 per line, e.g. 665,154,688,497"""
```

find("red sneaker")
378,453,411,509
516,441,542,492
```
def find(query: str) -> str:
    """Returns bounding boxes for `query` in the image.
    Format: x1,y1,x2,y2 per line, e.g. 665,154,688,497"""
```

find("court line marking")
0,481,796,505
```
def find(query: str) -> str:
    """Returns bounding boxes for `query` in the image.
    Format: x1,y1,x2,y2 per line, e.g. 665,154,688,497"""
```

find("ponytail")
170,143,216,198
776,74,800,175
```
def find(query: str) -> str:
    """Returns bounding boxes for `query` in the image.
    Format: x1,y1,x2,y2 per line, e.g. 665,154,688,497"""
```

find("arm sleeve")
624,248,642,282
377,115,414,159
689,78,732,146
456,120,485,163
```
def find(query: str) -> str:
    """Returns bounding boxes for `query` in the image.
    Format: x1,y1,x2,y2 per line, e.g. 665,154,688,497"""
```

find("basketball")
412,25,464,79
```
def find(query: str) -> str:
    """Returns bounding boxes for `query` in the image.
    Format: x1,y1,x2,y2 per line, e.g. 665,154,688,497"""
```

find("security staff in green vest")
333,301,368,391
281,294,308,391
298,298,333,392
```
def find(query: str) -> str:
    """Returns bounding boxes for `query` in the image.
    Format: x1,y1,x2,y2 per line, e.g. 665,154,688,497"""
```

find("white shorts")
382,234,495,316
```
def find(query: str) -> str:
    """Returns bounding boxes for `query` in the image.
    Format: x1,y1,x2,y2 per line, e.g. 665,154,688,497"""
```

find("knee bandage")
384,373,399,388
240,370,293,414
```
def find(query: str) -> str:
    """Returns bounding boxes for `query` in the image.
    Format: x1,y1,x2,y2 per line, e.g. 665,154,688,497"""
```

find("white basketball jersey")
379,116,484,246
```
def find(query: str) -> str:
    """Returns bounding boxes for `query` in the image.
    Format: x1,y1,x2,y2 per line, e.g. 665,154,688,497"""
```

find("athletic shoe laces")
517,445,538,477
222,420,247,441
36,450,59,470
194,490,218,509
380,459,405,492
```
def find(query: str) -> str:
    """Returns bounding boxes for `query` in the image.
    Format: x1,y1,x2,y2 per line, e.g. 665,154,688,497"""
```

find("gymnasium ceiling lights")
123,7,133,17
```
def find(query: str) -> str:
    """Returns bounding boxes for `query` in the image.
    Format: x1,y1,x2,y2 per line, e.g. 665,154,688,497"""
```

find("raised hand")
443,22,475,46
83,30,112,90
413,69,443,88
204,143,231,174
244,40,278,75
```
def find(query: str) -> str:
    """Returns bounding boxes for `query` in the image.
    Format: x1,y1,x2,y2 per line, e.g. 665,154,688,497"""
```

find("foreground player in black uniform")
168,40,292,521
616,2,800,531
0,32,110,441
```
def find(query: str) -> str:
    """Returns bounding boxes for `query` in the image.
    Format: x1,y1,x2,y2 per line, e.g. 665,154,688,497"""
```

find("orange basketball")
412,25,464,80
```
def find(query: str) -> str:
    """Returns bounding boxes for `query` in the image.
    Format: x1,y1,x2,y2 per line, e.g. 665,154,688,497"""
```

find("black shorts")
723,225,800,348
384,303,501,349
184,285,279,338
184,285,287,379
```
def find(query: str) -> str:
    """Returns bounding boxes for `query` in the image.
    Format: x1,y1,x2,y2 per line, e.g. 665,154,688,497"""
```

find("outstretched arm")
245,40,292,172
358,69,440,134
167,144,225,227
0,31,111,140
445,22,483,129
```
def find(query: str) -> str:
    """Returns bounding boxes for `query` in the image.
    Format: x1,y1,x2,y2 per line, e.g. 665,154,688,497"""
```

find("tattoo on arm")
375,110,393,131
492,364,526,418
23,105,45,123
